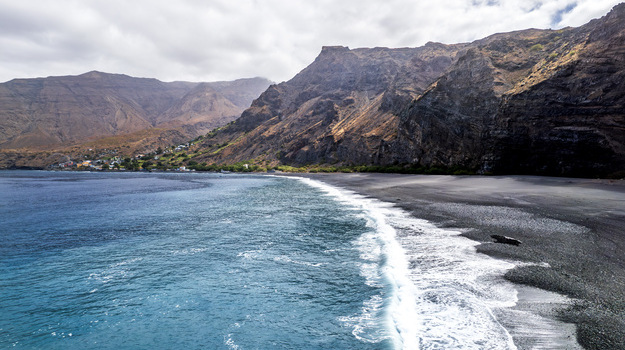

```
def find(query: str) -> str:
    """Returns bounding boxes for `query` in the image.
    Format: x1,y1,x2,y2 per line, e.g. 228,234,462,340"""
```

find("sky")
0,0,622,84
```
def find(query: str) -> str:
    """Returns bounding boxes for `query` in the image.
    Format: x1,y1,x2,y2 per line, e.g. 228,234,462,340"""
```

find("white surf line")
291,176,545,350
294,176,420,349
278,174,583,350
380,204,519,350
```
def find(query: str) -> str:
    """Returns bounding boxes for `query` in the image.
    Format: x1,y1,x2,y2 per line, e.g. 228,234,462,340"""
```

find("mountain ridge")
191,3,625,178
0,72,271,151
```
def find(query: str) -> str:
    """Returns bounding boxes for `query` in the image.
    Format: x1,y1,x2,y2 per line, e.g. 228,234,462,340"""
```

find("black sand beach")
301,173,625,350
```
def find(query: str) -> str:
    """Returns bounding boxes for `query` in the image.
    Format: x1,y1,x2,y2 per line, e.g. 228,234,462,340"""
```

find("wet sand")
299,173,625,350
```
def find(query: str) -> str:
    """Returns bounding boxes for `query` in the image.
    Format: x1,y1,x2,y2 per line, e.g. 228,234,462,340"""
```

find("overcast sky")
0,0,621,84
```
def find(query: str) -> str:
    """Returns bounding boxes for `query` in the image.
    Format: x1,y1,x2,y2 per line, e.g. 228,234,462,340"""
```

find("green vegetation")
211,142,232,154
530,44,544,52
181,163,477,175
187,161,267,173
82,144,480,175
121,158,140,171
191,135,204,143
65,130,477,176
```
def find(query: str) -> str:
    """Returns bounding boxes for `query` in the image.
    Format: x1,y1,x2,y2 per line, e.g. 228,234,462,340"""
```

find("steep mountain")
196,43,465,165
0,72,271,151
394,4,625,177
195,4,625,177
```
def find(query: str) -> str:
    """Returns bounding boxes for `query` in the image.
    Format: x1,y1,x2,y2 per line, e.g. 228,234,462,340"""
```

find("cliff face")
395,4,625,177
0,72,271,150
489,5,625,176
197,4,625,177
197,43,464,166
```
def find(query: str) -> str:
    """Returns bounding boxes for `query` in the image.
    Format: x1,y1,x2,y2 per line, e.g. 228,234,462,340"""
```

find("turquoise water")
2,171,571,349
0,171,394,349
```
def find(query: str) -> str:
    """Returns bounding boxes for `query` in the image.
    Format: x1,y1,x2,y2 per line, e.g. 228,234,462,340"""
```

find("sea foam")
296,176,519,350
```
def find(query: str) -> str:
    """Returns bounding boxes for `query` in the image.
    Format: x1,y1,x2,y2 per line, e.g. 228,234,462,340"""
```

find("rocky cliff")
195,43,465,166
395,4,625,177
195,4,625,178
0,72,271,151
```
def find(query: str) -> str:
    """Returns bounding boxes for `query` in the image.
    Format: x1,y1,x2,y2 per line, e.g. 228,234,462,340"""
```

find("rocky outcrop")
491,235,522,246
196,4,625,178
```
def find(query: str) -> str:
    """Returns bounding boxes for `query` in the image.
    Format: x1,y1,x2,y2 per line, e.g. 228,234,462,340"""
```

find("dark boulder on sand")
491,234,522,246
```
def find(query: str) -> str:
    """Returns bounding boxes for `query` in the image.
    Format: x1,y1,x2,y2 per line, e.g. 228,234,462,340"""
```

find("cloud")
0,0,621,83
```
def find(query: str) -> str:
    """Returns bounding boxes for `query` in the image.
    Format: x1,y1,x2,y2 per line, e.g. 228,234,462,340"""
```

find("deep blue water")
0,170,579,349
0,171,392,349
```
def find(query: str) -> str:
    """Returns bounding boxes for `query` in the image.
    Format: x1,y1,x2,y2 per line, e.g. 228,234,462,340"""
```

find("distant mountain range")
0,72,271,164
193,3,625,177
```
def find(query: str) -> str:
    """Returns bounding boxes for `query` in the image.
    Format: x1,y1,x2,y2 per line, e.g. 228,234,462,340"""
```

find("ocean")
0,171,569,349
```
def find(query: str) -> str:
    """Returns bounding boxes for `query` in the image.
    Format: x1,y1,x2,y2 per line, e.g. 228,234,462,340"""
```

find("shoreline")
297,173,625,350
